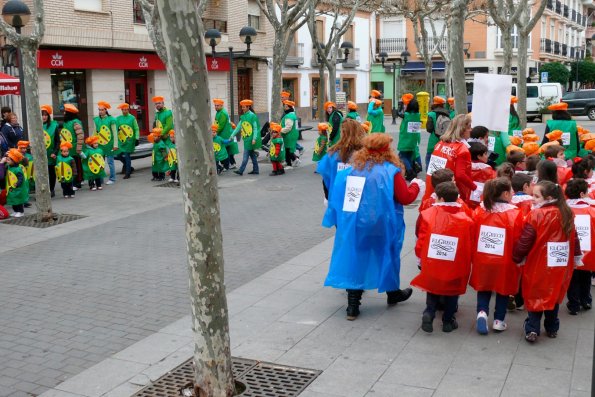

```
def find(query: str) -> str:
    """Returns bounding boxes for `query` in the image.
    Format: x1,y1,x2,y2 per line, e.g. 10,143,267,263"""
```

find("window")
248,1,260,30
133,0,144,24
315,19,324,43
550,22,555,40
541,18,546,38
424,19,446,36
344,24,354,46
497,26,519,48
542,85,560,97
383,19,404,38
527,86,539,98
74,0,102,12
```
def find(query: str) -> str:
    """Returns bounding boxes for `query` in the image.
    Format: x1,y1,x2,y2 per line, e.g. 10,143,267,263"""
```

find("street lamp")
1,0,30,134
575,46,582,91
204,26,257,124
379,49,410,124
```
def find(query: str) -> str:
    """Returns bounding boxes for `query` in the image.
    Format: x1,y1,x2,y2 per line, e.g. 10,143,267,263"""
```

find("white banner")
471,73,512,132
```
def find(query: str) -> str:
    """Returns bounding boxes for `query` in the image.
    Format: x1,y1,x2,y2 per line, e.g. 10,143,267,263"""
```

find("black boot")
346,289,363,321
386,288,413,306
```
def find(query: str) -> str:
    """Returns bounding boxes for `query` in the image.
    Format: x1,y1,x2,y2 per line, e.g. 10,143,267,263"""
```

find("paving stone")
501,364,572,396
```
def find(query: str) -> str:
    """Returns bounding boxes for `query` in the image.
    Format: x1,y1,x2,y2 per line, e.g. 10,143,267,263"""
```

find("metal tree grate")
0,213,86,228
155,182,180,188
133,357,321,397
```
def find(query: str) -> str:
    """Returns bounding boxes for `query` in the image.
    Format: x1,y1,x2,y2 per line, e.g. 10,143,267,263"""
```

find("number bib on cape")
477,225,506,256
427,155,447,176
342,176,365,212
547,241,570,267
575,214,591,252
428,233,459,261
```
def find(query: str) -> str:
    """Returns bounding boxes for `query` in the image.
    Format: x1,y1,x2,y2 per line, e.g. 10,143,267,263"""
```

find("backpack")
435,113,451,136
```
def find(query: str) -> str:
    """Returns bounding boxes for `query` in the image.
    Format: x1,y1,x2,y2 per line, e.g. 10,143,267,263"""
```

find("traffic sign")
541,72,549,83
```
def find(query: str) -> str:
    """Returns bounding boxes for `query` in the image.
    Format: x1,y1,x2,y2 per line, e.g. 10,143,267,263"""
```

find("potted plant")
537,96,556,122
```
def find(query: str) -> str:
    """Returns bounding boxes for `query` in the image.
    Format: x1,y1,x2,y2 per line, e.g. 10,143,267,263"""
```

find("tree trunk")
424,60,433,94
328,60,337,105
22,44,53,222
517,30,529,129
155,2,234,396
449,0,468,115
500,25,513,75
318,63,326,121
271,34,286,122
445,60,452,97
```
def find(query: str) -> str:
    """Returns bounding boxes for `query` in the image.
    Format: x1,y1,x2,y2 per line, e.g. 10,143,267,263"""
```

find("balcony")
572,9,576,22
376,37,408,57
343,48,360,68
546,0,553,10
563,5,569,18
541,38,553,54
554,41,561,55
415,36,448,57
562,43,568,56
285,42,304,67
570,46,575,58
555,1,561,14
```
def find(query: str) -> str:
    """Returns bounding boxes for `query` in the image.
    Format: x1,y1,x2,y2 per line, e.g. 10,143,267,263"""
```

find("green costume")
281,111,299,153
397,112,421,159
82,146,106,180
426,111,440,155
346,111,361,122
5,164,28,206
508,114,522,137
44,120,59,166
61,119,82,157
233,110,261,151
269,137,286,162
546,119,579,160
213,135,229,162
93,115,119,157
24,153,34,189
215,108,239,155
450,110,456,119
312,134,328,162
154,108,174,144
328,110,343,147
116,114,139,154
366,101,385,133
165,140,178,171
152,140,168,173
488,130,511,166
55,154,74,183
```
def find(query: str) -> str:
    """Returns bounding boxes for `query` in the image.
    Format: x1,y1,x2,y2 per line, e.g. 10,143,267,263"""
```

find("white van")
511,82,563,121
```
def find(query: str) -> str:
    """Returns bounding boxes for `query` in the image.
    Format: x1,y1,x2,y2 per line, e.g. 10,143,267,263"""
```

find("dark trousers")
514,281,524,308
117,152,132,176
424,293,458,323
477,291,508,321
152,172,165,180
285,149,297,166
48,164,56,193
399,151,422,181
61,182,74,196
73,155,83,186
170,169,178,180
525,304,559,335
226,147,236,165
567,269,593,311
12,204,24,213
217,158,230,173
89,178,102,189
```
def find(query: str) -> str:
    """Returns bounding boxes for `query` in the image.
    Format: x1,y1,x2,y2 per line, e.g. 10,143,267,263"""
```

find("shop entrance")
124,71,149,135
237,68,251,114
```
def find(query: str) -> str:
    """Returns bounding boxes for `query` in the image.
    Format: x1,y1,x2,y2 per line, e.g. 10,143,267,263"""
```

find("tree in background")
487,0,524,76
539,62,571,85
570,60,595,88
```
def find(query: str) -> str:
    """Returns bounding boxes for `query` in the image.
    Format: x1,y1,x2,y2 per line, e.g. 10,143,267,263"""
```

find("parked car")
130,136,152,160
511,83,563,121
561,89,595,120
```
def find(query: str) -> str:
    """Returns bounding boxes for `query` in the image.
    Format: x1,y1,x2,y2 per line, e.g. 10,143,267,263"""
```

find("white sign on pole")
471,73,512,133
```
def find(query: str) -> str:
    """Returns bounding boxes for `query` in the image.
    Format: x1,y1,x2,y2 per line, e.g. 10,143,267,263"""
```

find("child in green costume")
1,149,28,217
150,130,168,181
212,126,230,175
268,123,285,176
56,142,76,198
81,136,106,191
17,141,34,193
312,123,328,162
166,130,179,183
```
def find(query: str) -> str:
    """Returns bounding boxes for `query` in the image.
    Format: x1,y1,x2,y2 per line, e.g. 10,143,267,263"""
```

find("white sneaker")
106,180,115,185
476,311,488,335
493,320,507,332
285,165,293,170
73,186,79,191
168,178,175,182
12,212,24,218
174,179,179,183
294,159,301,167
229,165,237,170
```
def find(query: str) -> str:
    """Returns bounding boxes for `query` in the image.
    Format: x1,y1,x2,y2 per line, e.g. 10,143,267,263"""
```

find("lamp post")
575,46,581,91
1,0,30,134
205,26,257,125
379,49,410,124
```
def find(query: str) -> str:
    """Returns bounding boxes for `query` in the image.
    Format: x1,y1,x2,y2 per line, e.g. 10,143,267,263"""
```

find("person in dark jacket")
0,106,11,129
0,113,24,149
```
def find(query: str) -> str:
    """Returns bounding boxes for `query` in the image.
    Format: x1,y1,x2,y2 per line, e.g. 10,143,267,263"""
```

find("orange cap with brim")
6,148,23,163
510,96,518,104
213,98,224,105
64,104,78,114
585,139,595,151
40,104,53,115
152,96,165,103
317,123,329,131
548,102,568,111
510,136,522,146
433,96,446,105
117,103,130,110
347,101,357,110
523,142,540,156
147,133,156,143
447,97,455,105
283,100,296,107
239,99,253,107
546,129,563,142
401,93,414,105
85,136,99,145
522,127,535,136
97,101,111,110
269,122,282,132
523,134,540,142
324,101,336,109
17,140,29,148
60,142,72,150
370,89,382,98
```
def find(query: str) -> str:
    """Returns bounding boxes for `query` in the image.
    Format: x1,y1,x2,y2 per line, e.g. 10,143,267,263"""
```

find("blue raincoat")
323,162,405,292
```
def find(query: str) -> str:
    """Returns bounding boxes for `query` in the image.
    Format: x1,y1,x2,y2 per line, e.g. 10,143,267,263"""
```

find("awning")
0,72,20,96
402,61,445,73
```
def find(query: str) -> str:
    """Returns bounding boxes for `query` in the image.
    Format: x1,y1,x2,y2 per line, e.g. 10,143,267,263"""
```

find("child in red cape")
413,181,475,333
469,142,496,209
513,180,582,343
564,179,594,314
470,178,524,335
511,173,533,218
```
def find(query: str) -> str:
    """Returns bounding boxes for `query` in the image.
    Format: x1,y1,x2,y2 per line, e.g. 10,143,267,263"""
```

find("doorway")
237,68,252,114
124,71,149,136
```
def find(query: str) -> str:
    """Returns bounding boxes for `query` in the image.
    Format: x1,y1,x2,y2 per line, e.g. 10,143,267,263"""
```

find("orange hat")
324,101,336,109
85,136,99,145
283,100,296,107
152,127,163,135
548,102,568,111
269,122,282,132
6,148,23,163
281,91,291,98
152,96,165,103
523,133,540,142
213,98,224,106
239,99,253,107
522,127,535,136
447,97,455,105
361,122,371,132
401,93,414,105
546,129,563,142
317,123,329,131
523,142,540,156
40,104,53,115
539,141,561,154
580,132,595,142
432,96,446,105
510,136,522,146
370,89,382,98
60,141,72,150
17,140,29,148
510,96,518,104
97,101,111,110
147,133,155,143
347,101,358,110
211,123,218,132
169,130,175,137
64,104,78,114
117,103,130,110
506,145,522,155
585,139,595,151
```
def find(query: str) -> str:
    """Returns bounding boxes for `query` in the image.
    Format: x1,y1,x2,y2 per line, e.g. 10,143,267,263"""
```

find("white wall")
85,70,124,131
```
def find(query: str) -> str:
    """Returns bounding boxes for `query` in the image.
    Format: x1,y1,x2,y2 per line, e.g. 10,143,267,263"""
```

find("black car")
561,89,595,120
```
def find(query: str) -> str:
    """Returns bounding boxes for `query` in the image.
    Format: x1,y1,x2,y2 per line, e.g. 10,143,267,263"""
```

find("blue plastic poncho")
323,162,405,292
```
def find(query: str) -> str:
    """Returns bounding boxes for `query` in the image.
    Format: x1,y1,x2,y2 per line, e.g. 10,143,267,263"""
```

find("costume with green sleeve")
281,111,299,153
154,107,174,144
116,114,139,154
366,101,385,133
216,107,239,155
232,110,261,150
93,115,119,157
81,146,106,180
213,135,229,162
44,120,59,166
5,164,29,205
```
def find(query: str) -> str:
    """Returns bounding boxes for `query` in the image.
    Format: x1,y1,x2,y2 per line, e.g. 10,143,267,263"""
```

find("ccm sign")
37,50,230,72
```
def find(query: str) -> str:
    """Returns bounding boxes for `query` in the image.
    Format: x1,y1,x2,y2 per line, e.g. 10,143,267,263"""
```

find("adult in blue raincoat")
323,133,423,320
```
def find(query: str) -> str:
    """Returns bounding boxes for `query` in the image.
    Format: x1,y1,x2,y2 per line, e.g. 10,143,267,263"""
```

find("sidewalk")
39,205,593,397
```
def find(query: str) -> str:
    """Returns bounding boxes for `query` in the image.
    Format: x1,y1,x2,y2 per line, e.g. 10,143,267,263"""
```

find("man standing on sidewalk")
153,96,174,144
115,103,139,179
213,98,238,169
93,101,119,185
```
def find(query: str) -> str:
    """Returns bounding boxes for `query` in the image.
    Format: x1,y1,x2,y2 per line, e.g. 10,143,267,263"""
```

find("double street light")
1,0,30,133
204,26,257,124
379,49,410,125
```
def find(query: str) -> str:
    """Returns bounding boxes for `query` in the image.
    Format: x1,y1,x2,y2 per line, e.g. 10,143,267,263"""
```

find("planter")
541,113,553,122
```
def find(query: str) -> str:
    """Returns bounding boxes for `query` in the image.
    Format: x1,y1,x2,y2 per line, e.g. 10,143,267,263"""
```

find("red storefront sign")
37,49,230,72
0,72,20,95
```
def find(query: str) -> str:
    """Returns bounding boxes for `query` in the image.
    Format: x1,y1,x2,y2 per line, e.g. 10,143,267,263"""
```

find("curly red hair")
351,133,404,171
